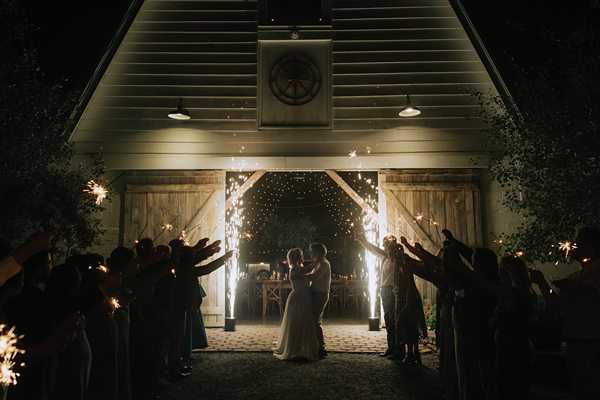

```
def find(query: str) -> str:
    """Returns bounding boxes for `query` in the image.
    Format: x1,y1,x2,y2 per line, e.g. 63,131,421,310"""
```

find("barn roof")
68,0,507,170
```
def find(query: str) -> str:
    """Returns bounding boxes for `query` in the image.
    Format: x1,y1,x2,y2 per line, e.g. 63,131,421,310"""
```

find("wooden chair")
326,281,344,314
262,280,284,319
344,280,367,314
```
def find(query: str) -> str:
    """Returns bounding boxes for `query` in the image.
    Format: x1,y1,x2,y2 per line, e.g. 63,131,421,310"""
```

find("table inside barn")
236,279,368,319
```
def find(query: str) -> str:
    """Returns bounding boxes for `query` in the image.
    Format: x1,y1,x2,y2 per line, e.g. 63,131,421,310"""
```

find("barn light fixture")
290,25,300,39
398,94,421,117
168,98,191,120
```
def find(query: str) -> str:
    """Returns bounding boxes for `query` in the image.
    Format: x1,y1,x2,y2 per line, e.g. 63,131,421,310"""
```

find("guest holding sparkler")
530,226,600,400
106,247,139,400
70,254,119,400
401,238,461,400
356,234,399,359
168,238,233,379
3,247,79,400
46,263,91,400
0,232,54,288
441,234,534,400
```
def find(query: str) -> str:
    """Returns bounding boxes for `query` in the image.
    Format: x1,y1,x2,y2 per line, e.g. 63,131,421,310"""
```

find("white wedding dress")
273,266,320,361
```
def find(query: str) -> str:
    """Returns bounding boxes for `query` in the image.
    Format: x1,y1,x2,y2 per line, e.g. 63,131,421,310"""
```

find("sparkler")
558,241,576,258
0,324,25,390
225,175,246,319
110,297,121,310
361,192,380,318
84,180,108,205
348,150,357,158
154,211,182,241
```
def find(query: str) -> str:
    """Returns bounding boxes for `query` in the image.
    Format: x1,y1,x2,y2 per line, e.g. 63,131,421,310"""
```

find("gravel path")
160,352,442,400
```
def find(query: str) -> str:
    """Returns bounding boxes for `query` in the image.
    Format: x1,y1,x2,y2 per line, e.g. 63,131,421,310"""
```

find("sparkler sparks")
0,324,25,387
110,297,120,310
84,180,108,205
348,150,357,158
226,176,246,319
360,189,380,319
162,223,173,232
558,241,576,257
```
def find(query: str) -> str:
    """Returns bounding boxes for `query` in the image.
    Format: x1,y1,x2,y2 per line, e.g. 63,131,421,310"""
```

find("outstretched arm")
446,255,517,304
355,234,387,260
441,229,473,262
193,250,234,277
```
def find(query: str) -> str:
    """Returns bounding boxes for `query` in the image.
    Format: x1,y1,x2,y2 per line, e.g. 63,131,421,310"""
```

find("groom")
308,242,331,359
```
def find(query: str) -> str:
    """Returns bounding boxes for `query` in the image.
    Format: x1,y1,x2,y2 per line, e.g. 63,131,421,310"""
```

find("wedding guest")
106,247,138,400
442,230,498,400
356,234,398,358
169,239,232,377
75,254,119,400
0,232,54,287
401,238,460,400
46,263,92,400
531,226,600,400
389,243,412,362
446,250,534,400
4,249,56,400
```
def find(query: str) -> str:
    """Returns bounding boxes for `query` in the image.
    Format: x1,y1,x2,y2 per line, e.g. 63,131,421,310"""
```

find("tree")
476,17,600,262
0,0,105,254
259,215,317,251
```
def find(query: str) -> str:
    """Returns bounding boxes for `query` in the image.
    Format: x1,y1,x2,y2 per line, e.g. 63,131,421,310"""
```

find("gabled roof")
69,0,506,170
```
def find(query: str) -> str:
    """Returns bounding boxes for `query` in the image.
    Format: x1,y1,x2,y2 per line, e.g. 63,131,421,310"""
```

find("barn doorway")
121,169,482,328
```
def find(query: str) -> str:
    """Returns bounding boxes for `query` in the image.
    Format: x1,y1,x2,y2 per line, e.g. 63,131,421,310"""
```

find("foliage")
424,304,436,330
0,0,105,255
475,20,600,262
259,214,317,251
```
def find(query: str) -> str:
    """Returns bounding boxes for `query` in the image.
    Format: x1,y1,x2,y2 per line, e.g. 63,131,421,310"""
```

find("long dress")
273,268,320,361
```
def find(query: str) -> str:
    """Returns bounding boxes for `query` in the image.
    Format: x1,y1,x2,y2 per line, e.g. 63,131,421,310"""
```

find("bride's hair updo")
287,248,303,266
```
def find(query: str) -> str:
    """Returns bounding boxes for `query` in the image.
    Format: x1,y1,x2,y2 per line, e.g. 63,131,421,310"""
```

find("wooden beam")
380,182,479,191
225,170,266,211
183,190,223,235
382,188,438,251
126,183,223,192
324,170,376,214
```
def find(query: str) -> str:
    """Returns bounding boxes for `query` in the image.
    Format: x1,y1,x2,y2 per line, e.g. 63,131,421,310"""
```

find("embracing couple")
273,243,331,362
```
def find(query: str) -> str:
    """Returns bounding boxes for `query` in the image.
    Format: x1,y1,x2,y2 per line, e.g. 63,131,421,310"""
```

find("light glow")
362,192,380,318
0,324,25,387
84,180,107,205
225,175,246,319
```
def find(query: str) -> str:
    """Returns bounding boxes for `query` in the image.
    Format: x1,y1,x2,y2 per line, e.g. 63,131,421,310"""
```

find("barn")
69,0,511,326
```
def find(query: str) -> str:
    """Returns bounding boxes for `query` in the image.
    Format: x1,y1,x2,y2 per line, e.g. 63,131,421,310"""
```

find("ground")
157,322,571,400
160,352,442,400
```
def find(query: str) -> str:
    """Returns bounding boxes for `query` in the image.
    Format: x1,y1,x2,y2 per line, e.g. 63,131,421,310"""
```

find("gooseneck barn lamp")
168,98,191,120
398,94,421,117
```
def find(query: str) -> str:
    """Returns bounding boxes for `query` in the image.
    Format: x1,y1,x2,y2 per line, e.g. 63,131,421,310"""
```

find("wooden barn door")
380,170,483,306
123,171,226,327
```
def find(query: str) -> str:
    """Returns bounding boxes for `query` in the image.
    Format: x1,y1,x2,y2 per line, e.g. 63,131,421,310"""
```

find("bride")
273,248,320,361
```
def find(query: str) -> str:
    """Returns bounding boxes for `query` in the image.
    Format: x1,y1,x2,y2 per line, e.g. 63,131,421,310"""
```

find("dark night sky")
24,0,594,90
